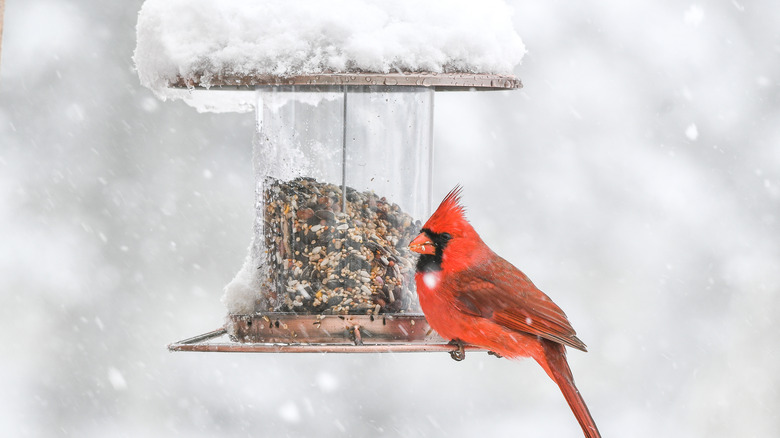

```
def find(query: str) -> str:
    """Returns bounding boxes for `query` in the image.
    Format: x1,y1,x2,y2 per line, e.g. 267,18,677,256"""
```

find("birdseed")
260,177,422,315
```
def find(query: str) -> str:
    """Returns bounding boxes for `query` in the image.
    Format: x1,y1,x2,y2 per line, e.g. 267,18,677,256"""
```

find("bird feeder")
133,0,524,353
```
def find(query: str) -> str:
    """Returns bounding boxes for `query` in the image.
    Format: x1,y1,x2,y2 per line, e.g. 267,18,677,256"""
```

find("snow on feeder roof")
134,0,525,112
138,0,525,353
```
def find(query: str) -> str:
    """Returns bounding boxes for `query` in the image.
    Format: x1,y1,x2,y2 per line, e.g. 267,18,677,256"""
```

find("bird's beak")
409,233,435,255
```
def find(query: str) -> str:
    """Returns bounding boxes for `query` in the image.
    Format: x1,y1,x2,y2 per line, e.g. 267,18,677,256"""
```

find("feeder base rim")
168,327,485,354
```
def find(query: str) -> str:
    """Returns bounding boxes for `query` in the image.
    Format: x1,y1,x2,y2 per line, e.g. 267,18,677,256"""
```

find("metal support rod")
341,87,348,214
176,327,227,345
0,0,5,70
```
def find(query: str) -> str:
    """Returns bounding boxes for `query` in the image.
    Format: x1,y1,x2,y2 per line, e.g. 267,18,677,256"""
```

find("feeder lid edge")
170,72,522,91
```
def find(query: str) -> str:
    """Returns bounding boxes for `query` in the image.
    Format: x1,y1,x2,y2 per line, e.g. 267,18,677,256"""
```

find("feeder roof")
133,0,525,112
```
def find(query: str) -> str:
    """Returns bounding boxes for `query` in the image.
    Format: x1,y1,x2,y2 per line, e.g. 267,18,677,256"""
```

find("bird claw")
487,351,503,359
448,339,466,361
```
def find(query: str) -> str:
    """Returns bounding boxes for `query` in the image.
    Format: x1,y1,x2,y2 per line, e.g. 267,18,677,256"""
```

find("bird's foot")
487,351,503,359
448,339,466,362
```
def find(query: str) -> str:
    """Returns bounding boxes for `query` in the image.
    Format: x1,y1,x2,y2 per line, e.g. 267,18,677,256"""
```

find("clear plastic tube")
233,85,433,317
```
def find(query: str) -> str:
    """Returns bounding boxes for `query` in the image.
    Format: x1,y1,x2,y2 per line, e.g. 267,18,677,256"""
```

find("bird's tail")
537,339,601,438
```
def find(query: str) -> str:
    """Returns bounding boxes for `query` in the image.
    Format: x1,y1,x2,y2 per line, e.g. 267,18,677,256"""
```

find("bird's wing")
450,256,588,352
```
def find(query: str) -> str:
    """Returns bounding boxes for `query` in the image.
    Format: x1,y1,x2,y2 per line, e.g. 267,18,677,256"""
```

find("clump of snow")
221,251,262,315
134,0,525,110
160,88,256,114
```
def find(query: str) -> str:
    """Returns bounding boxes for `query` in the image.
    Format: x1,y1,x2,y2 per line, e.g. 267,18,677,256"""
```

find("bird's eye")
441,232,452,241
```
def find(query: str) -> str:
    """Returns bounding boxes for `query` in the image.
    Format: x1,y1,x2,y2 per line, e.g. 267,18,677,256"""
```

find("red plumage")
409,187,601,438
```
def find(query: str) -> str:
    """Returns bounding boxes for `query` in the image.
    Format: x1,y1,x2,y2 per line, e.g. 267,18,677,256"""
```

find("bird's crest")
422,185,470,234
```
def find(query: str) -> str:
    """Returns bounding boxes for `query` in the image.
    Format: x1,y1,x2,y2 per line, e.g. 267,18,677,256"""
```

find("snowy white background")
2,1,779,437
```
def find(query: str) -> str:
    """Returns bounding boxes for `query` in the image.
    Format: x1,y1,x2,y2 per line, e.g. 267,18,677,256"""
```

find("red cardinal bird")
409,187,601,438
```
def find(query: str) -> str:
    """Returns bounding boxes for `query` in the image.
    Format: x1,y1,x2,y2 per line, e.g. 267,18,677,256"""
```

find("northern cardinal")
409,187,601,438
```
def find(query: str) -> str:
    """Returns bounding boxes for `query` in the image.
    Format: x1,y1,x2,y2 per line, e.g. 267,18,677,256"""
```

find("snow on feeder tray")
133,0,524,353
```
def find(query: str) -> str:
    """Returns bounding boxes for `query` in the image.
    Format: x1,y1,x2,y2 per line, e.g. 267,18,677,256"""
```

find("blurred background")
2,0,778,436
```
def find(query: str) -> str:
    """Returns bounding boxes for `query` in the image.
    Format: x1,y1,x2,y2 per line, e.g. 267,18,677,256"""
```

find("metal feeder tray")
169,313,484,355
